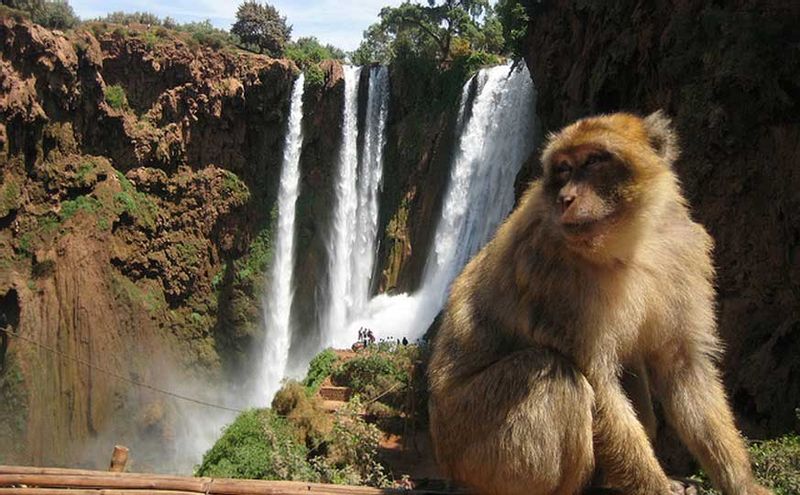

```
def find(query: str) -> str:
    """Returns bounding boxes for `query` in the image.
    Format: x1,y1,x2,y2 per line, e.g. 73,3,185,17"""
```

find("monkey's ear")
643,110,679,165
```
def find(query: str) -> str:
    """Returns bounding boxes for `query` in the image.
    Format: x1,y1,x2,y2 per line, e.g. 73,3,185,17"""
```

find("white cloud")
70,0,406,50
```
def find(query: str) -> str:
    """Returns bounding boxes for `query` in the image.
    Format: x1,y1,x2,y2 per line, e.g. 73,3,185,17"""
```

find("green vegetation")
197,408,316,480
352,0,505,67
0,177,21,219
272,381,331,449
231,1,291,57
284,36,345,68
3,0,78,29
302,348,339,393
110,271,166,314
60,195,101,220
692,435,800,495
495,0,532,59
221,170,250,204
0,354,29,463
233,214,275,285
113,171,159,229
103,84,129,111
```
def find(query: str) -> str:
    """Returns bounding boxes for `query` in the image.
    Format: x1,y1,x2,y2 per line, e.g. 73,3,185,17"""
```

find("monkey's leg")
650,352,771,495
621,358,657,441
590,370,673,495
430,348,594,495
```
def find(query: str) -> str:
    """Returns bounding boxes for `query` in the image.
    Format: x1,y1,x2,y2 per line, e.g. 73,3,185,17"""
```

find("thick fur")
428,112,771,495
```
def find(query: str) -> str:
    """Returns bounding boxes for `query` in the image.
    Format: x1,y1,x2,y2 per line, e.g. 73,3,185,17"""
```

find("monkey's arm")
590,369,673,495
650,344,771,495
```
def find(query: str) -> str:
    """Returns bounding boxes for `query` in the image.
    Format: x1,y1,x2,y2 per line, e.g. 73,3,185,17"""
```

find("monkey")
427,111,771,495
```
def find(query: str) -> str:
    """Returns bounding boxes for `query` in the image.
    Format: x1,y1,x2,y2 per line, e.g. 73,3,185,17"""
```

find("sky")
69,0,406,51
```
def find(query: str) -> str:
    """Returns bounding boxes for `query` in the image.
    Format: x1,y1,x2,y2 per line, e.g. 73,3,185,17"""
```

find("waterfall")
257,73,305,406
352,66,390,315
325,65,362,347
419,63,536,309
323,66,390,349
348,63,536,341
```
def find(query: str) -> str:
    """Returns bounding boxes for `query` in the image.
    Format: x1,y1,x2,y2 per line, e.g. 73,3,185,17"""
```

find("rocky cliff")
0,14,299,467
520,0,800,461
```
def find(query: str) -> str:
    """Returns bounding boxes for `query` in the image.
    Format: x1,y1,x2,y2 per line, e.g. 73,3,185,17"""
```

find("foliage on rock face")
196,409,316,480
0,353,28,463
89,12,239,50
352,0,505,67
103,84,128,111
302,348,339,393
231,1,291,57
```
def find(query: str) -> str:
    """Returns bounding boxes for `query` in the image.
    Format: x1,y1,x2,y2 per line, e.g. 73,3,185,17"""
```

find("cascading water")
323,66,390,348
348,63,537,341
325,65,363,347
351,66,390,315
257,73,305,405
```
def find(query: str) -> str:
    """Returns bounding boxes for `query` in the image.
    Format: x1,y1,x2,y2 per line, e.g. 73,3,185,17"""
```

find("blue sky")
70,0,406,51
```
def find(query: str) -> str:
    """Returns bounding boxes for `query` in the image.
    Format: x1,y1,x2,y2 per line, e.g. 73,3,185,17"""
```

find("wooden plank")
0,490,198,495
0,466,461,495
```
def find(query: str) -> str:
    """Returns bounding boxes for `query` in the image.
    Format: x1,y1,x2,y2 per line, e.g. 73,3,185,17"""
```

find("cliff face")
0,15,299,467
521,0,800,443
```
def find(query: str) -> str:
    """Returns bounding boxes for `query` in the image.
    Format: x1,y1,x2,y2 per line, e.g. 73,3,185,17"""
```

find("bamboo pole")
108,446,129,473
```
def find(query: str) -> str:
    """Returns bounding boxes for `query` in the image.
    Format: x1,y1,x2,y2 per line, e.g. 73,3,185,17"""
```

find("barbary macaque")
428,111,771,495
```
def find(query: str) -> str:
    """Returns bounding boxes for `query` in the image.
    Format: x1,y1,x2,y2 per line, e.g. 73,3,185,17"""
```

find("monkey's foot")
669,479,698,495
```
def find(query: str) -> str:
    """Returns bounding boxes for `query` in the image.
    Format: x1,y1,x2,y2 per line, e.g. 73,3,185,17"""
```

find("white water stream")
257,73,306,405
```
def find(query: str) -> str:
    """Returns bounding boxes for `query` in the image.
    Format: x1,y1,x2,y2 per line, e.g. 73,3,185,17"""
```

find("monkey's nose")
559,194,576,211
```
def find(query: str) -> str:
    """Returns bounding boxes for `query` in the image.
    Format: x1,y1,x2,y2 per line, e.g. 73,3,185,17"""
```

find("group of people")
357,327,376,347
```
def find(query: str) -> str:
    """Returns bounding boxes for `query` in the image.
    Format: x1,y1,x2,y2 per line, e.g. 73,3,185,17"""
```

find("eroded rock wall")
520,0,800,442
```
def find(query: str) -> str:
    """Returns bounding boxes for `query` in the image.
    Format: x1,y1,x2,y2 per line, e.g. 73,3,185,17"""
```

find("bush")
103,84,128,111
317,398,391,487
331,349,410,408
196,408,317,480
302,348,339,393
271,381,332,449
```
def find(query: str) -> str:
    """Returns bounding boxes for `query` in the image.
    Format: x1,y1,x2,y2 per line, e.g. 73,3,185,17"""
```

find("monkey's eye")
554,161,572,182
584,152,610,169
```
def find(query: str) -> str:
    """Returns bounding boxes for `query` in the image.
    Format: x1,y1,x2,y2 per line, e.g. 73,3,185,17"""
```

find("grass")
691,435,800,495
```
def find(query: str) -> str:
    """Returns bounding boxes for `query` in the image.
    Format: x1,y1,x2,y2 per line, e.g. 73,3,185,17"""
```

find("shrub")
196,408,316,481
316,398,391,487
302,348,339,393
272,380,331,449
331,350,408,408
103,84,128,111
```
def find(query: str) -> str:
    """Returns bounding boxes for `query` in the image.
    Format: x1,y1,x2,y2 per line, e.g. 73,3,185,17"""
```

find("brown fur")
428,112,771,495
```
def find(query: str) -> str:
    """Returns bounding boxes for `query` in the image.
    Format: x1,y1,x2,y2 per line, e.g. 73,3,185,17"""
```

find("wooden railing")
0,465,459,494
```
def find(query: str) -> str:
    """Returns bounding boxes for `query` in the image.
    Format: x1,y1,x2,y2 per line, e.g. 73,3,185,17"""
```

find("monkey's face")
544,144,635,244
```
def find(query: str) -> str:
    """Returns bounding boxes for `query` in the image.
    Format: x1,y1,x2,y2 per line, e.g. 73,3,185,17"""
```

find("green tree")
32,0,77,29
284,36,345,68
231,1,291,57
354,0,497,65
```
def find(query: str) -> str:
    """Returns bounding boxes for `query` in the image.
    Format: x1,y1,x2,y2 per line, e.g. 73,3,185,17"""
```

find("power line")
0,326,244,414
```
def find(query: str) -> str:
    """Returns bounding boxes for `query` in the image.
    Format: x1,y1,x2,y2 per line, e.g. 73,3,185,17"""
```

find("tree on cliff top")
2,0,78,29
231,1,291,57
352,0,500,65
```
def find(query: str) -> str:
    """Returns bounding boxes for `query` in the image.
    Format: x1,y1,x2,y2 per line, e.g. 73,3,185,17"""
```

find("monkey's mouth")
561,215,614,241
